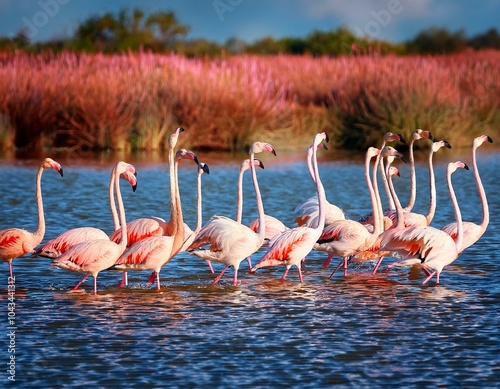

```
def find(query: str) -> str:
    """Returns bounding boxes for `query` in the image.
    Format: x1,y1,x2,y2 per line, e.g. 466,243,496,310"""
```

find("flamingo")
110,149,196,290
314,147,384,278
385,139,451,228
294,142,345,228
358,132,405,225
441,135,493,253
51,161,135,294
109,127,188,247
402,129,434,212
0,158,63,279
380,161,469,284
187,141,276,286
32,164,137,259
250,132,329,283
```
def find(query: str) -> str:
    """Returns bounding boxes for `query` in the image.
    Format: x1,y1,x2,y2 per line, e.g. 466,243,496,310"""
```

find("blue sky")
0,0,499,43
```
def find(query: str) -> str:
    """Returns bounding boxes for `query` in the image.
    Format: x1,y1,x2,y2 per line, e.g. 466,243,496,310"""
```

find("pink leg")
206,260,214,274
343,257,349,277
73,274,89,290
117,272,128,288
422,267,432,276
9,261,13,279
281,268,289,281
93,276,98,295
371,257,384,275
146,271,156,284
233,269,239,286
328,258,344,279
156,272,161,290
246,256,252,270
422,271,436,285
297,266,304,283
212,265,229,284
322,253,334,268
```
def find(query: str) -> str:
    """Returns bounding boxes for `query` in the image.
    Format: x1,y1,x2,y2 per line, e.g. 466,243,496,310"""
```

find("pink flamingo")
314,147,384,278
109,127,188,247
385,139,451,228
51,161,135,294
33,164,137,259
441,135,493,253
187,141,276,286
110,149,197,290
0,158,63,279
294,142,345,228
380,161,469,284
402,129,434,212
250,133,329,283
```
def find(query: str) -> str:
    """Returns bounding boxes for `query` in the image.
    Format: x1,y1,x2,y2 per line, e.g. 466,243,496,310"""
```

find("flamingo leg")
281,268,289,281
233,269,239,286
73,274,89,290
206,260,214,274
322,253,334,268
146,271,156,284
8,261,13,279
343,256,349,277
93,275,98,295
117,272,128,288
156,272,161,290
212,265,229,284
328,258,344,279
246,256,252,270
371,257,385,275
297,266,304,283
422,271,437,285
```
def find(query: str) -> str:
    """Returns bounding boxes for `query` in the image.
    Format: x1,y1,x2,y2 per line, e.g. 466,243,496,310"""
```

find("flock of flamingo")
0,128,493,294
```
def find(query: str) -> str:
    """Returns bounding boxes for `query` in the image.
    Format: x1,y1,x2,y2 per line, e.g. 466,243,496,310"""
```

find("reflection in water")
0,152,499,387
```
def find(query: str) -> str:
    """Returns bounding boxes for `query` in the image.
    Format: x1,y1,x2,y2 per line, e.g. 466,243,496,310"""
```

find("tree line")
0,8,499,56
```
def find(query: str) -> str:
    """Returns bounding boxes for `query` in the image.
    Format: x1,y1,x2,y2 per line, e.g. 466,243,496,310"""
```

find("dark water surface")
1,148,499,388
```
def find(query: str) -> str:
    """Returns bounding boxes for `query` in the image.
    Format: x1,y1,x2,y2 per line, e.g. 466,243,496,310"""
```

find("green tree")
406,27,468,54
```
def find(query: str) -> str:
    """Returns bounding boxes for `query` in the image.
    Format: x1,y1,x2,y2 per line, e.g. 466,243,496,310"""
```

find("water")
1,149,499,388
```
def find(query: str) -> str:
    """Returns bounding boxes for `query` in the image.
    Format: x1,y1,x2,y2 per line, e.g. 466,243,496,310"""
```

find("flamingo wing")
109,217,164,246
52,239,120,271
0,228,37,258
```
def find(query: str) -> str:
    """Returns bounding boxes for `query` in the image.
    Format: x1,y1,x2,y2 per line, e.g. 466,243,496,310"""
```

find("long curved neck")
473,144,489,232
311,144,326,231
447,168,463,252
368,152,382,236
32,165,46,245
425,149,437,225
109,165,120,231
171,157,185,256
115,168,128,252
236,167,244,223
250,153,266,243
387,163,405,229
404,139,417,211
371,151,384,234
380,154,395,210
195,171,203,232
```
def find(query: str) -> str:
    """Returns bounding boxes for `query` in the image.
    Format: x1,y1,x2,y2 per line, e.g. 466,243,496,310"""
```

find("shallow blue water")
0,148,499,388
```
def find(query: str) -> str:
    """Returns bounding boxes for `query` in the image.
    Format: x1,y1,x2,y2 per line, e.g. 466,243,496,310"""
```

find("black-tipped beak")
202,164,210,174
132,183,137,192
428,132,435,142
444,140,452,149
464,163,469,170
397,134,406,144
193,155,199,165
487,136,493,143
399,154,407,164
325,133,330,143
58,168,64,177
178,127,185,133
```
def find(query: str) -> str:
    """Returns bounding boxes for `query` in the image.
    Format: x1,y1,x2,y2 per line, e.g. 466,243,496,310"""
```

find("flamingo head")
43,158,64,177
384,132,406,144
473,134,493,149
168,127,185,149
240,158,265,173
249,142,276,156
432,140,452,153
198,162,210,175
382,146,406,164
388,166,400,178
448,160,469,175
176,149,199,165
412,128,434,142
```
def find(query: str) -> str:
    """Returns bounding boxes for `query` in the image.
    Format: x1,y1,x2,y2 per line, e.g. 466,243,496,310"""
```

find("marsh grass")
0,51,498,152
